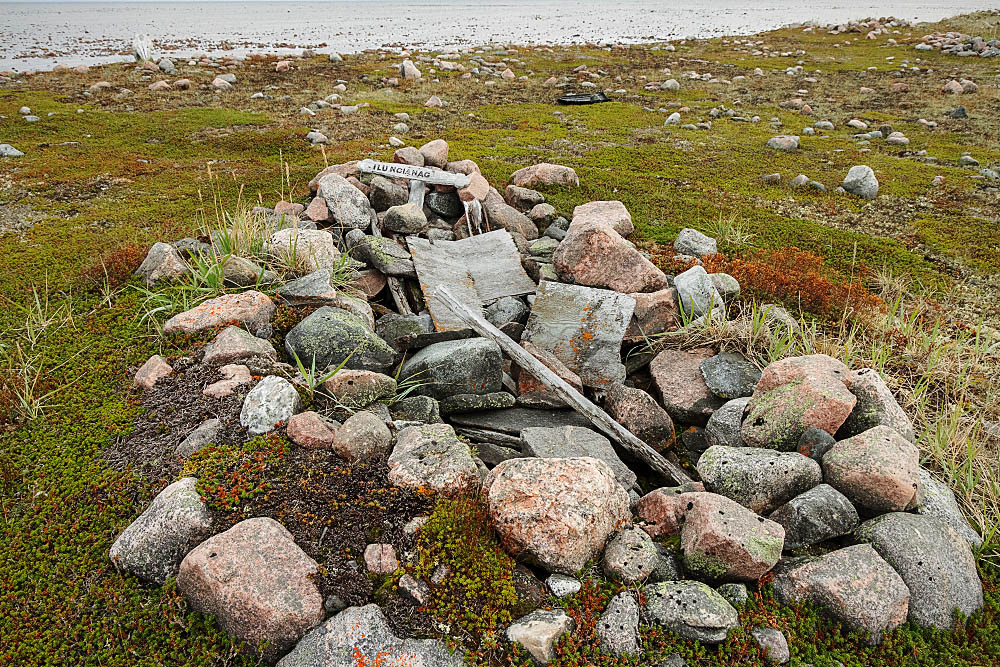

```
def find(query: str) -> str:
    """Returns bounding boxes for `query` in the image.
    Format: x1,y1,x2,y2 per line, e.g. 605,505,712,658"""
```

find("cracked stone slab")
522,281,635,389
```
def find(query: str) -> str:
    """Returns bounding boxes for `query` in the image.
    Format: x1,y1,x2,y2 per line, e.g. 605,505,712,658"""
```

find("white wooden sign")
357,159,471,188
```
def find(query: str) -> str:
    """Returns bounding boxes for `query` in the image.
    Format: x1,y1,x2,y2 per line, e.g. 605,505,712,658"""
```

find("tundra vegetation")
1,10,999,667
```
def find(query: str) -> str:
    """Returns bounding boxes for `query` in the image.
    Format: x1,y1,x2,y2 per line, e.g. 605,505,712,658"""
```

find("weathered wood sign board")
357,159,471,188
408,230,536,331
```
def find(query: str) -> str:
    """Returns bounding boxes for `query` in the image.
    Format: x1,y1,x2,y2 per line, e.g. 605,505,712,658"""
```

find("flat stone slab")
521,425,636,490
522,281,635,389
448,407,592,435
409,229,536,331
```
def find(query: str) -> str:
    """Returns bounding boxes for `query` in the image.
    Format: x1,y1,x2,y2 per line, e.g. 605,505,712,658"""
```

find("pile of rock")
117,139,983,664
917,32,1000,58
813,17,912,37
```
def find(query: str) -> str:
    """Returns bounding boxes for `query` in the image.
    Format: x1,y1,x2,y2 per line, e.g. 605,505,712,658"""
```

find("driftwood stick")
434,286,693,485
370,223,412,316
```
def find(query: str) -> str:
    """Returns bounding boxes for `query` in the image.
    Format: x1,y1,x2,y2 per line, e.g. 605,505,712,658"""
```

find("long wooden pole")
434,286,693,485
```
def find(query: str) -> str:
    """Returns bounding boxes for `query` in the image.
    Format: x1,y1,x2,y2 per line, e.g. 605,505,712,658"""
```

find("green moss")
412,497,520,644
745,535,783,566
0,290,248,665
682,550,730,580
181,433,289,511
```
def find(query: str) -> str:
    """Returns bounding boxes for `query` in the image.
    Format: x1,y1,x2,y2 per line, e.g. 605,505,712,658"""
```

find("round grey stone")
597,592,640,656
643,580,739,644
239,375,303,435
842,165,879,199
285,306,395,373
751,626,790,664
602,526,660,584
696,445,823,514
769,484,859,549
717,582,749,607
700,352,761,399
704,397,749,449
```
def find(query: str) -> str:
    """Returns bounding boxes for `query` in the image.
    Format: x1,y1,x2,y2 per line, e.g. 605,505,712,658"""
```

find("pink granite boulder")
772,544,909,644
287,411,339,449
484,456,631,574
571,200,634,236
134,354,172,391
625,288,681,343
822,425,920,513
552,216,668,294
510,163,580,188
649,347,724,425
177,517,324,662
741,354,856,450
679,492,785,582
162,291,275,338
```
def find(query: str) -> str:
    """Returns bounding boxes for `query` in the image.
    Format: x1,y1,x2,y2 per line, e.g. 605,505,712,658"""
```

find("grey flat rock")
521,425,636,489
522,281,634,389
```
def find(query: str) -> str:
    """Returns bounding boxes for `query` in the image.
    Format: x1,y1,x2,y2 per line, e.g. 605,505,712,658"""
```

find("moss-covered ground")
1,10,999,666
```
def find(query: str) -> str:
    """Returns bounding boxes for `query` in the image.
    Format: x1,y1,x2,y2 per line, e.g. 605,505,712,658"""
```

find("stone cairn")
119,138,984,665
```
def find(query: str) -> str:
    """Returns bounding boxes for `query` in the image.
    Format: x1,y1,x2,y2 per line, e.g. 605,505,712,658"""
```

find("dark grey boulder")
400,338,502,399
649,544,684,583
797,427,836,461
389,395,441,423
696,445,822,514
700,352,761,399
769,484,859,549
485,296,530,328
368,175,408,211
276,269,339,304
856,512,983,629
449,407,591,434
171,237,211,259
717,583,749,607
704,397,748,448
285,306,396,372
643,580,739,644
375,312,434,348
426,190,464,218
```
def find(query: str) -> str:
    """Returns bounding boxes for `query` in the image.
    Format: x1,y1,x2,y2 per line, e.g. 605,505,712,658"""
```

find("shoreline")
3,0,998,72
